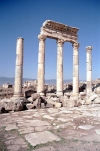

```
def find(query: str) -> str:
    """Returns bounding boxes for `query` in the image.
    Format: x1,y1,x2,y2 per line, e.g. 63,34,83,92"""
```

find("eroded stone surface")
5,124,18,131
19,127,34,134
25,131,61,147
78,125,94,130
47,108,58,113
57,118,69,122
5,138,27,151
35,126,52,132
14,38,24,97
28,120,50,126
43,115,54,120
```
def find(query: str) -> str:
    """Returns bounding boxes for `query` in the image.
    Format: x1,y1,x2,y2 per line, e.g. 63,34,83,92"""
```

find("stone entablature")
40,20,79,43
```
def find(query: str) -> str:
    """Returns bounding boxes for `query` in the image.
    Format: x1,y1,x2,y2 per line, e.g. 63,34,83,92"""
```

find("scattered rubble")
0,81,100,112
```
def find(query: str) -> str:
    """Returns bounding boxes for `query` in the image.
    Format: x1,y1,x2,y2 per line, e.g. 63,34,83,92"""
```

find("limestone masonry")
14,37,24,98
0,20,97,113
37,20,80,96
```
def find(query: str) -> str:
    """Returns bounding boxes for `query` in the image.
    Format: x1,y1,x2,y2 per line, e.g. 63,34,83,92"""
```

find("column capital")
57,39,64,47
72,42,79,48
86,46,92,52
38,34,47,41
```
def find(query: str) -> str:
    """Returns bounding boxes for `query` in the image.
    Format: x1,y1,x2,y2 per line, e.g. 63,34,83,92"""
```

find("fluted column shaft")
37,34,46,95
56,39,64,96
14,38,24,97
86,46,92,94
72,43,79,95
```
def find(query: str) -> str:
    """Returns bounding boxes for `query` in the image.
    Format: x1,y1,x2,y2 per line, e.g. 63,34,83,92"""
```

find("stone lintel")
40,20,79,43
40,30,78,43
42,20,79,35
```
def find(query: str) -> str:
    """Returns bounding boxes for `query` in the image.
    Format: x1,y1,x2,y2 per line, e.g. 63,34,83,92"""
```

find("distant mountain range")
0,77,72,86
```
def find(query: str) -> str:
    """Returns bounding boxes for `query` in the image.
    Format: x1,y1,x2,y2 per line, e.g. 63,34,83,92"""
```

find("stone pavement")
0,105,100,151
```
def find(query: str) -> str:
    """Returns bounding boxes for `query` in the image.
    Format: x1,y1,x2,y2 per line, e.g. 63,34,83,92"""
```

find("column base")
13,93,23,98
56,91,63,97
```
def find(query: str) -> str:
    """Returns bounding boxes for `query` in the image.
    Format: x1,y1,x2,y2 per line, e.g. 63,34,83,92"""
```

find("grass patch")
0,127,7,151
56,129,61,132
10,129,18,132
72,139,79,142
81,140,89,144
26,142,34,151
0,140,7,151
26,141,52,151
93,141,100,145
1,126,6,130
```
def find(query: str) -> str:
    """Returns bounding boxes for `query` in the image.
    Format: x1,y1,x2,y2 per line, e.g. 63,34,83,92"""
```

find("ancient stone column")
72,42,79,95
14,38,24,97
86,46,92,94
56,39,64,96
37,34,46,96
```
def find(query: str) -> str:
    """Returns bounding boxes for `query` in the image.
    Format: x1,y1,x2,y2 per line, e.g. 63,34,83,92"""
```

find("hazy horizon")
0,76,100,86
0,77,73,86
0,76,85,81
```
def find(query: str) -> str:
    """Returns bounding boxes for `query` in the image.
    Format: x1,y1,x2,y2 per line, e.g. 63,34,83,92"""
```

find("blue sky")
0,0,100,80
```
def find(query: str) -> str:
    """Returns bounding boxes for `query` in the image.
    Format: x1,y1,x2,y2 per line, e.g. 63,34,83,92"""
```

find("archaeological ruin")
13,37,24,98
13,20,93,98
86,46,92,94
1,20,99,113
37,20,79,96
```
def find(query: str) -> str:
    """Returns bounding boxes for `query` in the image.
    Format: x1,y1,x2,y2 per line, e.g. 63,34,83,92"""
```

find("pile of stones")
0,82,100,113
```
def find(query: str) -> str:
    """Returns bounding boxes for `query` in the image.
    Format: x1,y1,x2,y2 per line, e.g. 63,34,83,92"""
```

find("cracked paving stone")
25,131,61,147
5,124,18,131
43,115,54,120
